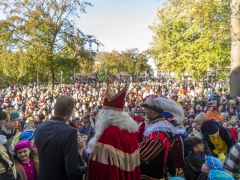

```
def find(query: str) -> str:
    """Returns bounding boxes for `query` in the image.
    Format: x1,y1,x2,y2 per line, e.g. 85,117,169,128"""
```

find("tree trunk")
230,0,240,97
199,78,204,93
51,69,55,95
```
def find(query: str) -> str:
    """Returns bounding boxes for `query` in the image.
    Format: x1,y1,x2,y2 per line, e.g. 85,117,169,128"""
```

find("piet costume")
86,84,141,180
201,120,235,156
140,95,185,180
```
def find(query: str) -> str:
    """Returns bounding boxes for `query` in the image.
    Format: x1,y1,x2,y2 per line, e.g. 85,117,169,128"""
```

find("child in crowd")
79,118,93,136
14,140,39,180
222,121,228,129
194,112,206,130
78,142,87,179
199,156,234,180
185,115,195,134
191,127,202,138
228,121,238,141
183,137,205,180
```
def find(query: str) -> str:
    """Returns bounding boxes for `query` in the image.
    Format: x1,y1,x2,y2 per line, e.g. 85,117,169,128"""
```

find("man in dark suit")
35,96,82,180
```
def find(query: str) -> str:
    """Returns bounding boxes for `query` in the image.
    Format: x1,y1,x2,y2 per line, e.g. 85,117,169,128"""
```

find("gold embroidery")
89,142,140,172
105,84,128,102
102,105,124,111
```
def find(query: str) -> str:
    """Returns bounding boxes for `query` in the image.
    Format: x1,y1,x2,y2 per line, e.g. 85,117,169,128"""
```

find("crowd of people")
0,77,239,180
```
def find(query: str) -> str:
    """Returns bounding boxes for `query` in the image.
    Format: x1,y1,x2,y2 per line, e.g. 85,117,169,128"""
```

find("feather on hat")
141,95,184,123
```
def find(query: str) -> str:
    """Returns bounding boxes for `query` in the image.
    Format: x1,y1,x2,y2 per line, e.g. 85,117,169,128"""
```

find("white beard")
87,109,139,153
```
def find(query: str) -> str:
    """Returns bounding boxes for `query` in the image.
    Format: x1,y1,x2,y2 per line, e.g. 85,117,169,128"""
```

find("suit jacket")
35,117,82,180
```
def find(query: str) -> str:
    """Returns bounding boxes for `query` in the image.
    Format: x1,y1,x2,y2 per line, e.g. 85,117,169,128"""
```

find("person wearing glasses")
79,118,93,136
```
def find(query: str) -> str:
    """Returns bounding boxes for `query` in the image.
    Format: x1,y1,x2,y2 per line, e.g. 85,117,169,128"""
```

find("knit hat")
208,170,234,180
229,100,235,104
229,121,237,127
8,110,19,121
19,130,35,141
14,140,31,152
201,120,218,135
169,177,185,180
206,156,223,170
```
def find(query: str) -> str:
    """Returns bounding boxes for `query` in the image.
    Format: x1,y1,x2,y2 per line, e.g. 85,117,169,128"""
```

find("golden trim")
105,84,128,102
149,117,165,125
89,142,140,172
102,105,124,111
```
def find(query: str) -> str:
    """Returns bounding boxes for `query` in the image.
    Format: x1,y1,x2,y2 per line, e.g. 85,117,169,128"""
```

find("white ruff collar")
143,120,186,136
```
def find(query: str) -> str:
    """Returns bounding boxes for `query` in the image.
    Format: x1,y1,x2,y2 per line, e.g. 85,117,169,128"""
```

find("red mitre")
103,84,128,111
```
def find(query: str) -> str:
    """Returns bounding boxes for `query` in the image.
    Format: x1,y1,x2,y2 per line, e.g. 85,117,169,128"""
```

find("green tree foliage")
96,49,152,82
96,63,111,83
150,0,230,83
0,0,100,88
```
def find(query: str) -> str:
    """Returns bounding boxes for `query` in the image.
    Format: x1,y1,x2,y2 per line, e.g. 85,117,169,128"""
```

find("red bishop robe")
86,125,141,180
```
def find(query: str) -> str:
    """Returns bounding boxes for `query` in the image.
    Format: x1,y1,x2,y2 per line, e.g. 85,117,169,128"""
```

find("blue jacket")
79,125,92,136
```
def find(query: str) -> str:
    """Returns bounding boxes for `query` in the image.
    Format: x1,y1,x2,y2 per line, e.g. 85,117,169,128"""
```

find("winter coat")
14,150,39,180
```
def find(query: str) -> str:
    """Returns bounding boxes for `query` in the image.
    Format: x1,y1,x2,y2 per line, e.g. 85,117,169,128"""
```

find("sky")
76,0,162,52
0,0,163,67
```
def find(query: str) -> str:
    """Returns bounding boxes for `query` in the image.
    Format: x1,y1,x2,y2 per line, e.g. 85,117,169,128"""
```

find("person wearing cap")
79,118,93,136
86,84,141,180
13,140,39,180
201,120,235,157
0,109,17,180
35,96,83,180
0,110,19,154
199,156,234,180
140,95,185,179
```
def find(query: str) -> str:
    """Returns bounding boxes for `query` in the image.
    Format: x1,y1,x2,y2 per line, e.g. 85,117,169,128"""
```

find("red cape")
86,125,141,180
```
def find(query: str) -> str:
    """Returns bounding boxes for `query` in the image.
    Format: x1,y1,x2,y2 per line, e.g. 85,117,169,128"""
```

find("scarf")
192,152,205,160
188,153,206,172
